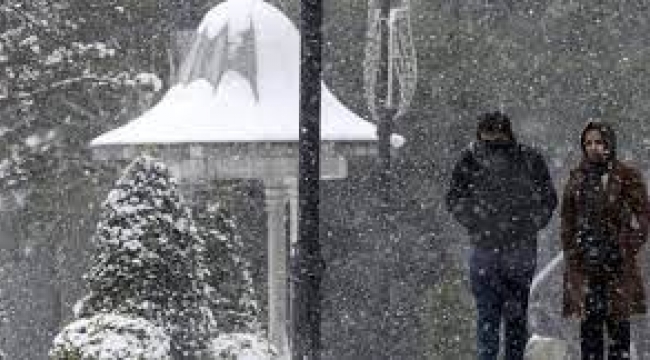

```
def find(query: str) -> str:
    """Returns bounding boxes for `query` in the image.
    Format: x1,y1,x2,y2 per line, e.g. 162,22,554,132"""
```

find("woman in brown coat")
561,121,649,360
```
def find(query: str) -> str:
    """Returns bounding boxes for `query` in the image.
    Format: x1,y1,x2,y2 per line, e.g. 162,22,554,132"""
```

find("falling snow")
2,1,650,359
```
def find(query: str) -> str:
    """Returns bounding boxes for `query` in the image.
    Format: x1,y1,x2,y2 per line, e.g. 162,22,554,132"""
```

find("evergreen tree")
193,197,259,333
1,2,168,357
79,156,213,358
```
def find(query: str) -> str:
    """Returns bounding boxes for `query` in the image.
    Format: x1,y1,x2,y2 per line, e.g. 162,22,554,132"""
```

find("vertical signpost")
377,0,393,202
294,0,323,359
363,1,395,357
364,0,417,358
377,2,395,358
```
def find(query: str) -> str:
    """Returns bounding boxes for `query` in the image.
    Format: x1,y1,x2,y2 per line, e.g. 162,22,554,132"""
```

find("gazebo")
90,0,379,357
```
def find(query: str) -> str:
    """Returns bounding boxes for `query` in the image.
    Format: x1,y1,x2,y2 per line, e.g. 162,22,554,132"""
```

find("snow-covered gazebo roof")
91,0,378,175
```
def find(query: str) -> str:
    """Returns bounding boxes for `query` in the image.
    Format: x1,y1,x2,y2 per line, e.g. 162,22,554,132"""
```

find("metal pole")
377,0,394,201
376,1,397,358
294,0,323,359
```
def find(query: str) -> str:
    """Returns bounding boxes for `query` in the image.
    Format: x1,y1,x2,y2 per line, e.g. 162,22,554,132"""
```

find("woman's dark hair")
580,121,617,161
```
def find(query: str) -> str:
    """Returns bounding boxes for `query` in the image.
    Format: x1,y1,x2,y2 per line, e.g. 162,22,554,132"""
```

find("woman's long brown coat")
561,160,649,319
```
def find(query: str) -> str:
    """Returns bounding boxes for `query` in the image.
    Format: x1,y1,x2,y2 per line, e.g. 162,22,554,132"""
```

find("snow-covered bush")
77,156,214,356
49,313,171,360
208,333,275,360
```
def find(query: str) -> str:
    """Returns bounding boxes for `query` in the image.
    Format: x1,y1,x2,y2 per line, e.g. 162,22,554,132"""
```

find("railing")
527,252,640,360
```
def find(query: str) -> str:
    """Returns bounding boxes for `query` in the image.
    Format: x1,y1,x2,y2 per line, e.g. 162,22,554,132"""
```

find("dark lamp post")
294,1,324,359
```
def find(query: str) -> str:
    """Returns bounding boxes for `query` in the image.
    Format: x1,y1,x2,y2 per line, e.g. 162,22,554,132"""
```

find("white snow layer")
91,0,378,146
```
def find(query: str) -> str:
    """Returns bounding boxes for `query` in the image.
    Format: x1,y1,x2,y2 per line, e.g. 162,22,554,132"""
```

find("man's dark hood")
580,121,617,163
472,112,518,170
476,111,516,142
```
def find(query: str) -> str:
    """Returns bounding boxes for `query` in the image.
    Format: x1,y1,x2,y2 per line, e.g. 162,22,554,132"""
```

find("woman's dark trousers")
581,277,631,360
470,247,537,360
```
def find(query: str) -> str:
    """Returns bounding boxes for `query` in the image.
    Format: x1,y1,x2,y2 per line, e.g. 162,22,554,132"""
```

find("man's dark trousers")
470,246,537,360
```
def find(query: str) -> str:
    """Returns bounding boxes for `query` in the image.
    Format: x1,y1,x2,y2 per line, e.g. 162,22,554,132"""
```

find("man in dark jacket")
446,111,558,360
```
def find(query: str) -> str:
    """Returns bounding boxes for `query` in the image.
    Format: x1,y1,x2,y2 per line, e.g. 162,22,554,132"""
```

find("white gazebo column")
284,177,298,353
264,180,290,357
285,178,299,248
